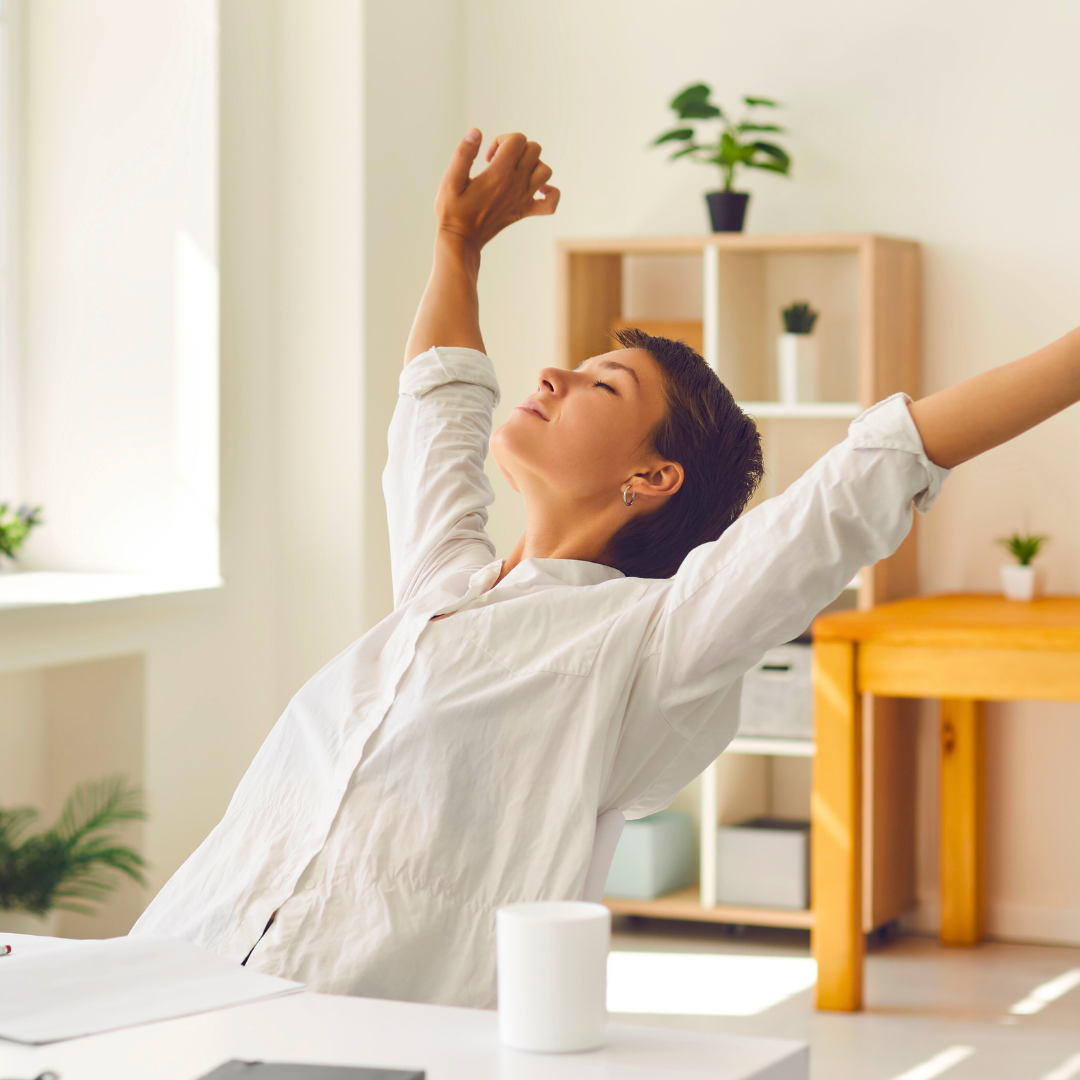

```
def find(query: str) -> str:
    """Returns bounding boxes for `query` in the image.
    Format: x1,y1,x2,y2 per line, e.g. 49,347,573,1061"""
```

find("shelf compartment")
603,886,813,929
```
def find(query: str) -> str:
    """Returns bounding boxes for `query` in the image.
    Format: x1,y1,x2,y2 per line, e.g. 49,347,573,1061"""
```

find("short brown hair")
607,327,763,579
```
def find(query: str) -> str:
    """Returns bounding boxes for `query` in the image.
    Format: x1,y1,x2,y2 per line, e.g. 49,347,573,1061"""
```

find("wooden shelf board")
560,233,878,256
728,736,815,757
604,886,814,929
738,401,862,420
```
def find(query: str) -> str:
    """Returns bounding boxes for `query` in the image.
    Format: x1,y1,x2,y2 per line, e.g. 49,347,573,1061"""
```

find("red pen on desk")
0,944,10,955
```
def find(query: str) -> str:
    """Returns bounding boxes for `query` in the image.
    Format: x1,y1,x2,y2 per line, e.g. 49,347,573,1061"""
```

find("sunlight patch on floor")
606,951,816,1016
1041,1051,1080,1080
1009,968,1080,1015
887,1045,973,1080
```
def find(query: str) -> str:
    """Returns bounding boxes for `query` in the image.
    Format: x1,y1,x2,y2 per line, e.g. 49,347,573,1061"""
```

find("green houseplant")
652,83,792,232
0,502,42,569
996,531,1049,601
0,775,147,933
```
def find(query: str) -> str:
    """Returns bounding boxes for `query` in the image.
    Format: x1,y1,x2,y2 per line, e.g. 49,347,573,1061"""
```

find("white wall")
361,1,464,624
461,0,1080,943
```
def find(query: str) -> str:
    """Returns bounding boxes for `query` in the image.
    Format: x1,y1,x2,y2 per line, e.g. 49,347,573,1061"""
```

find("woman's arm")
909,324,1080,468
404,129,559,365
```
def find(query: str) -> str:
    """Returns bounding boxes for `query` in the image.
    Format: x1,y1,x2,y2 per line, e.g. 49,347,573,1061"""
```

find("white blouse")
132,347,948,1008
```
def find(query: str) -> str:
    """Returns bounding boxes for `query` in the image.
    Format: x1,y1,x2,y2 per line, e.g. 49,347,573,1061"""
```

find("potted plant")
996,532,1049,601
652,84,791,232
0,775,147,935
778,302,820,404
0,502,42,572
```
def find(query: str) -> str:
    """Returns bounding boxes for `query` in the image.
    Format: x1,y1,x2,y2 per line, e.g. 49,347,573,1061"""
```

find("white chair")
581,808,625,903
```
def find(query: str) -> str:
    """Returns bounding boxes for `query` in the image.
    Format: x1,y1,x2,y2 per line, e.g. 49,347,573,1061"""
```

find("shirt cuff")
847,392,951,512
399,347,501,408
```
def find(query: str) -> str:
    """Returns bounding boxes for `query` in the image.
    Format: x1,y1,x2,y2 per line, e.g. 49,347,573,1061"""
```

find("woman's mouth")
515,399,550,421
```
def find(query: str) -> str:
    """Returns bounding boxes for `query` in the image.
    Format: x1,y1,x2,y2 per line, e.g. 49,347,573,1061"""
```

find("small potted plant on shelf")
652,83,792,232
778,301,819,404
996,532,1049,601
0,775,147,935
0,502,42,572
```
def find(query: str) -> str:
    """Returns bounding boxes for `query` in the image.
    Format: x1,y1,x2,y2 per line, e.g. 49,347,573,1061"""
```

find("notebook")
196,1065,424,1080
0,933,303,1044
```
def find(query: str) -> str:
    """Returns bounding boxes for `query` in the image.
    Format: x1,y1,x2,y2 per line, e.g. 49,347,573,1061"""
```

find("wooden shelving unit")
560,234,922,934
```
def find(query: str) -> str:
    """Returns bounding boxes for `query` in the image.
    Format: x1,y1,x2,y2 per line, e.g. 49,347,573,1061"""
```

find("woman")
133,129,1080,1008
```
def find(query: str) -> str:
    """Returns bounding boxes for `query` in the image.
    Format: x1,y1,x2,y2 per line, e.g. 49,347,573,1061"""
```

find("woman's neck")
497,501,623,583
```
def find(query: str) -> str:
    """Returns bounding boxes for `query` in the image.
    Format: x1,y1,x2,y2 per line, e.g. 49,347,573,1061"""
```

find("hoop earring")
622,485,636,507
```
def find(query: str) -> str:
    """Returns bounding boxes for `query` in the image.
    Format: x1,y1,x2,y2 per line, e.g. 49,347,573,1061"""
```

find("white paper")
0,933,303,1044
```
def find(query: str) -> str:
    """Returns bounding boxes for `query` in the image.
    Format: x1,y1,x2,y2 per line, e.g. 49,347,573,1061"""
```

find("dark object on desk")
196,1063,424,1080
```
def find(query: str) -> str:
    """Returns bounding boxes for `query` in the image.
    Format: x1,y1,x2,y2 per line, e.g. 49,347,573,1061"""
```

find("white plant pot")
777,333,819,404
0,908,61,936
1000,564,1038,601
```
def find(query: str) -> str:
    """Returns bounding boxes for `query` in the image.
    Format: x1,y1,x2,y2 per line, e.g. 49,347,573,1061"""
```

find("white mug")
496,901,610,1053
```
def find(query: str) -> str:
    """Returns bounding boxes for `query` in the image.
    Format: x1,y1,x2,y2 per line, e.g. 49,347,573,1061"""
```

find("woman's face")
490,348,672,504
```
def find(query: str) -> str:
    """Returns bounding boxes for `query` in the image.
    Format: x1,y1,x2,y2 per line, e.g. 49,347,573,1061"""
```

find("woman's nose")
538,367,567,396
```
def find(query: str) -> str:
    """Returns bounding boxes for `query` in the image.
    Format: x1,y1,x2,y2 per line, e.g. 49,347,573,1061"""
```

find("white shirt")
132,347,948,1008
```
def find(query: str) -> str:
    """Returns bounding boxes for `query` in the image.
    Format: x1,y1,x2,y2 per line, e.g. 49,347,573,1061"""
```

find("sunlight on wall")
607,951,816,1016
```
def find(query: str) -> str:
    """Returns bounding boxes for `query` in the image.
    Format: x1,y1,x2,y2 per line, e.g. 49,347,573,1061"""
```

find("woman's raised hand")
435,129,560,251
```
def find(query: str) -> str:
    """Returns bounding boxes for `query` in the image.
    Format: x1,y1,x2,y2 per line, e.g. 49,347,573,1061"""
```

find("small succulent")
782,302,819,335
997,532,1049,566
652,84,791,192
0,502,43,560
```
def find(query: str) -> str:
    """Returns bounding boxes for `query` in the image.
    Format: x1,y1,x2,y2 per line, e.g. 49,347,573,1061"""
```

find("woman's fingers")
523,184,560,217
442,128,483,193
527,160,553,194
517,141,543,177
485,132,530,170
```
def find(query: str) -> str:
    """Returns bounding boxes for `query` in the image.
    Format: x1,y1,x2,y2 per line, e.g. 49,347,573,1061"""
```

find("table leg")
812,640,863,1011
939,698,986,945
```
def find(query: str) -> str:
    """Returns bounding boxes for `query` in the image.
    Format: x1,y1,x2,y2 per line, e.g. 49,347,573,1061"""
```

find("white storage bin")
717,817,810,910
603,811,696,900
738,643,813,739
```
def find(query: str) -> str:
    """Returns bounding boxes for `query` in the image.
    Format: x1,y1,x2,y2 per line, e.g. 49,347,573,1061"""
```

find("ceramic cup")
496,900,610,1053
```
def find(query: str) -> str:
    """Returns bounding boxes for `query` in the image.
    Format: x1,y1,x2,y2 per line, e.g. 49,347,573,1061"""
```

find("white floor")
609,918,1080,1080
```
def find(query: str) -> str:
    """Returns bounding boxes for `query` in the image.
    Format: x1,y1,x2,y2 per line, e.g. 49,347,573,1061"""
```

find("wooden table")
811,593,1080,1012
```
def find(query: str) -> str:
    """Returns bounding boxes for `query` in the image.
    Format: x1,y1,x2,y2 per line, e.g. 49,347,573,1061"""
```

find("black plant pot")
706,190,750,233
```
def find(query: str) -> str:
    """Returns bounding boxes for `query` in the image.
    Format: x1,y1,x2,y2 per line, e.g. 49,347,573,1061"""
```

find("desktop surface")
0,987,808,1080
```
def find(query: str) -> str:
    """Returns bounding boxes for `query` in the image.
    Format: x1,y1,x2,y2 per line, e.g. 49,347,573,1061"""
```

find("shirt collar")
494,557,624,591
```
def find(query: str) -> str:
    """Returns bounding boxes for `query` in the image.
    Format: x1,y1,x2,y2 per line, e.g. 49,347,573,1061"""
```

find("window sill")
0,570,224,610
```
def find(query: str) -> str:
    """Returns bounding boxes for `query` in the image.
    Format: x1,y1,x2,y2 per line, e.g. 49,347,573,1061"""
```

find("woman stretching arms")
133,129,1080,1007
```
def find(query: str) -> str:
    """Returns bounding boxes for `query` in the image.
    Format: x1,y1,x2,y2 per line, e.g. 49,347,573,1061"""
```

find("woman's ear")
631,461,684,501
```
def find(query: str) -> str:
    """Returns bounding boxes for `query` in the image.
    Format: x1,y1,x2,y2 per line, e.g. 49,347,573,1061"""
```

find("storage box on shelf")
717,818,811,910
562,234,922,933
603,811,696,901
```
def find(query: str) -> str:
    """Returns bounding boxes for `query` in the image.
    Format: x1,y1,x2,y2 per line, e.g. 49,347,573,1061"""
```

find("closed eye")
593,379,616,394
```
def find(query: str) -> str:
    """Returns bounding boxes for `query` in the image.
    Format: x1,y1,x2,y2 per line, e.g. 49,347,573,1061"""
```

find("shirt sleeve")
607,394,950,813
382,347,501,608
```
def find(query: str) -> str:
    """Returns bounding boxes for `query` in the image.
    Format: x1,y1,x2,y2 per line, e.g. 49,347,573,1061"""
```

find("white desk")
0,989,807,1080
